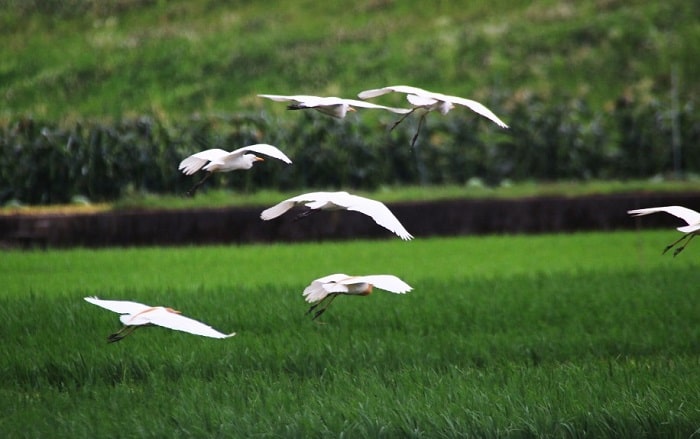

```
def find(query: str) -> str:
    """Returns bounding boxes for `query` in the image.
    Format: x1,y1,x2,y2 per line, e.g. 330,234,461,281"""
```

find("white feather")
628,206,700,232
358,84,509,128
302,274,412,304
260,191,413,240
178,144,291,175
258,94,411,118
84,297,235,339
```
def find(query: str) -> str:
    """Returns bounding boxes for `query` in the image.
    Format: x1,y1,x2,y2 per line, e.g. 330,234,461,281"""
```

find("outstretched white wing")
84,296,152,315
343,275,413,294
260,191,412,240
258,94,321,106
144,308,235,339
338,98,411,114
628,206,700,233
178,148,230,175
339,194,413,240
303,273,351,303
358,85,430,99
259,94,409,115
259,191,347,220
360,85,508,128
445,95,509,128
231,143,292,164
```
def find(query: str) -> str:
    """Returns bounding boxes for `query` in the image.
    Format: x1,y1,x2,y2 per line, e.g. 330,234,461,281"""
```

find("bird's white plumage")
178,143,291,175
258,94,411,118
303,273,413,303
628,206,700,233
358,84,509,128
84,297,152,315
84,297,235,339
260,191,413,240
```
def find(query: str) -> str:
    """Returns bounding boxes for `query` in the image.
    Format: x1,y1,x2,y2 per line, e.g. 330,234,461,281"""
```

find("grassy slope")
0,0,698,121
1,231,699,436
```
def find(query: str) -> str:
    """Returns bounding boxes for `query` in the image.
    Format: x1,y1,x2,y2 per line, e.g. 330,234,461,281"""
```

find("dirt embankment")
2,192,699,248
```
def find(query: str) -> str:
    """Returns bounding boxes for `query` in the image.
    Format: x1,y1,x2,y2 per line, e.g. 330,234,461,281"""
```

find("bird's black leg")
293,209,316,221
186,172,212,197
410,113,428,148
305,302,321,316
672,233,696,257
305,294,330,315
107,326,137,343
662,233,691,256
307,295,338,321
389,108,417,131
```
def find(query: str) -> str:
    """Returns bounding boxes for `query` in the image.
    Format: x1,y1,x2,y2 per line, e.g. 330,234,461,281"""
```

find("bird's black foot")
305,303,319,316
107,333,125,343
312,308,328,321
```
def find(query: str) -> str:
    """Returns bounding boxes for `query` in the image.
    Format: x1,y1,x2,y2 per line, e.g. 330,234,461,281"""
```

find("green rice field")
1,230,699,437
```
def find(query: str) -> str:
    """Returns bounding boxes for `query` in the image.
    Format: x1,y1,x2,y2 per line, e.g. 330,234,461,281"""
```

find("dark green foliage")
1,92,697,204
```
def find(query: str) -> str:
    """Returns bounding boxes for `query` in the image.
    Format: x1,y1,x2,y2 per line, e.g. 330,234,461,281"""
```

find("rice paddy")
1,230,699,437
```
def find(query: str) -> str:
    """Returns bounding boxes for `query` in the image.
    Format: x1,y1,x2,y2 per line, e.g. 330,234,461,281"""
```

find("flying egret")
258,94,412,119
303,273,412,320
84,297,236,342
358,85,509,147
260,191,413,240
178,143,292,196
628,205,700,256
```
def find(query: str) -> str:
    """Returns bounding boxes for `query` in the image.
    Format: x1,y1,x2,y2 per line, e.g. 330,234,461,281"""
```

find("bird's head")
438,101,454,115
242,154,265,168
360,284,373,296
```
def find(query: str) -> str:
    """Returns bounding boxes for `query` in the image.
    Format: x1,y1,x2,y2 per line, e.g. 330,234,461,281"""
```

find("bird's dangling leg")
410,113,428,149
672,233,696,257
662,233,691,256
389,108,417,132
307,295,338,321
305,295,330,316
293,209,316,221
107,325,137,343
186,172,212,197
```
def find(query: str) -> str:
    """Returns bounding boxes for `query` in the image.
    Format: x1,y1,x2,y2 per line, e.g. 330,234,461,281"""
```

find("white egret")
258,94,411,119
303,273,412,320
178,143,292,196
628,205,700,256
358,85,508,147
260,191,413,240
84,297,236,342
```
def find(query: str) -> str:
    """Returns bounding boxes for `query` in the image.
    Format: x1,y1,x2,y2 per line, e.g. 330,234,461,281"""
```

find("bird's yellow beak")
348,107,357,112
255,156,265,162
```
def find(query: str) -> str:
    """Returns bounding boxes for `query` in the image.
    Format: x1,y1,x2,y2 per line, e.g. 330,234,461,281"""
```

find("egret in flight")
258,94,411,119
84,297,236,342
628,205,700,256
260,191,413,240
358,85,508,147
179,143,292,196
303,273,412,320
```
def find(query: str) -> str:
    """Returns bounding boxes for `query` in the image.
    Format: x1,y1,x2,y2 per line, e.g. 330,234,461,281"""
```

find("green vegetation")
0,1,698,119
1,1,699,205
2,231,699,437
